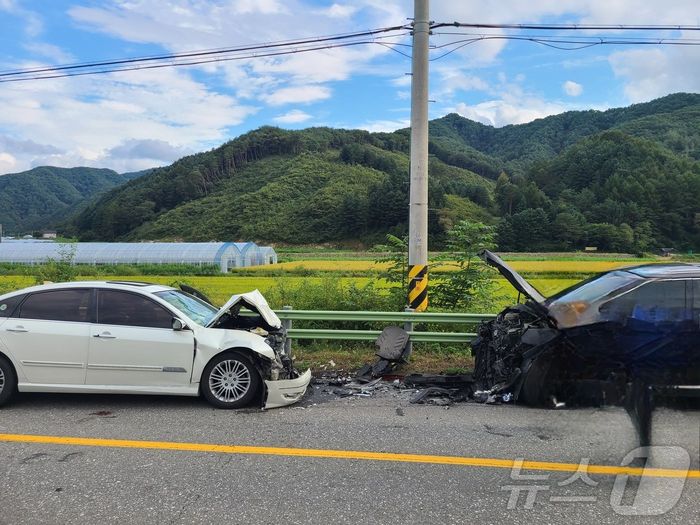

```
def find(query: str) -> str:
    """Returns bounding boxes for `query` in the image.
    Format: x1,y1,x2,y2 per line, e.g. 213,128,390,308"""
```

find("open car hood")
206,289,282,330
479,249,547,304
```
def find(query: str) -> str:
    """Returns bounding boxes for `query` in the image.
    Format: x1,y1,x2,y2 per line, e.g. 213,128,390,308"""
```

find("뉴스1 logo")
502,446,691,515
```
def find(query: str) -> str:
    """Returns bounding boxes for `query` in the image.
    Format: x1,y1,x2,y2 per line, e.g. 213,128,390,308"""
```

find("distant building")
0,242,277,272
41,231,58,239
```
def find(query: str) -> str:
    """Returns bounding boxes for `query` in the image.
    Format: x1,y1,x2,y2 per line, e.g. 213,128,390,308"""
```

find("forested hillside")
66,93,700,250
0,166,143,234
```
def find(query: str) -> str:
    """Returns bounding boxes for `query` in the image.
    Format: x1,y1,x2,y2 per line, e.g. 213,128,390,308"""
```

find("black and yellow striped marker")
408,264,428,311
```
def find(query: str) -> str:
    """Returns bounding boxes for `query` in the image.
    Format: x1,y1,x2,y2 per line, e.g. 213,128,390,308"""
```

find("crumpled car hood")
479,249,547,305
206,289,282,329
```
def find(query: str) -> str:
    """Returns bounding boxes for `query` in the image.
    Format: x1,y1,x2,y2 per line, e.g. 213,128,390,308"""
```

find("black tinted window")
98,290,173,328
601,280,690,323
0,294,24,318
20,290,91,322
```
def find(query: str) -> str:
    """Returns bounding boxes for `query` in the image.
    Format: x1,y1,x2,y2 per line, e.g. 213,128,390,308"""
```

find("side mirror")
172,318,188,331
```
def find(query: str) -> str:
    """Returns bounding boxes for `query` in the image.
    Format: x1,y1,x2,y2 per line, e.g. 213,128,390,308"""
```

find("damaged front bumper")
263,368,312,409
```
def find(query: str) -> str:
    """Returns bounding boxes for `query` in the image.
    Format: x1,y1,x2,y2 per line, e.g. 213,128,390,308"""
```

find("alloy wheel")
208,359,251,403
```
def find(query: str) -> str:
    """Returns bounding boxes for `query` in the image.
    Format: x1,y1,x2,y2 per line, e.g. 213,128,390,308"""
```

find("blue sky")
0,0,698,174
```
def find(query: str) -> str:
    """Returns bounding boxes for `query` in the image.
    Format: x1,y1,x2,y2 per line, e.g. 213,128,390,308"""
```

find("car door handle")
93,332,117,339
6,326,28,333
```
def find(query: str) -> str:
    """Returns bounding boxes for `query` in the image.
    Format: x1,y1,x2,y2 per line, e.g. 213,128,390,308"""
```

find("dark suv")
472,251,700,422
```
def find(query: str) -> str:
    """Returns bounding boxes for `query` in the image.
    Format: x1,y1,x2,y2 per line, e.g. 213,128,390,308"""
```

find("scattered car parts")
356,326,412,379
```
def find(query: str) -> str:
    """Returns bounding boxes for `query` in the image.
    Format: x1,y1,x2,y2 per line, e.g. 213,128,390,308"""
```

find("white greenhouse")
0,241,277,272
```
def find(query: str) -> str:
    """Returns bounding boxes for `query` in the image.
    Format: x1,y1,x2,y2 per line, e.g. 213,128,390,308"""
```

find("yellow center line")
0,433,697,479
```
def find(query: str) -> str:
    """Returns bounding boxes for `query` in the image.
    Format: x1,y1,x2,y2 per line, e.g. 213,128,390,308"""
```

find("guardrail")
273,308,496,345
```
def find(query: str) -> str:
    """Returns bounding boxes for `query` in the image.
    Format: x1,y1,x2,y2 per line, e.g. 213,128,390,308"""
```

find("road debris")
356,326,411,379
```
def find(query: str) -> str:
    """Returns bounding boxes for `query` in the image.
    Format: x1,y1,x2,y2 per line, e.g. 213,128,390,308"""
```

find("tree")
373,234,409,310
34,243,77,284
432,221,497,311
552,211,586,249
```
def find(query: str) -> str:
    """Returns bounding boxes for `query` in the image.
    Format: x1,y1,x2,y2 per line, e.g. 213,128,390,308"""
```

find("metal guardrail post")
403,306,414,360
282,305,293,358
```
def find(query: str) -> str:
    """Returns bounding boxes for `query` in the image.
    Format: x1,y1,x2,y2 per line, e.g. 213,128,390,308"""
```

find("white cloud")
261,85,332,106
107,139,192,162
0,67,257,174
609,44,700,103
23,42,74,63
356,118,409,133
231,0,289,15
0,0,42,36
316,3,358,18
433,68,490,100
273,110,312,124
0,153,17,174
563,80,583,97
452,78,575,127
391,75,412,87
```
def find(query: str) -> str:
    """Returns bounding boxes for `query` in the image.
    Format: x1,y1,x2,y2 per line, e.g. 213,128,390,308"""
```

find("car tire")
518,356,556,407
201,351,261,409
0,355,17,407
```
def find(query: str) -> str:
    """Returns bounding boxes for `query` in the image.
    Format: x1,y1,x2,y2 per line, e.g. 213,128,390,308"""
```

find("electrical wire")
3,21,699,82
0,25,410,81
429,35,700,61
431,22,700,31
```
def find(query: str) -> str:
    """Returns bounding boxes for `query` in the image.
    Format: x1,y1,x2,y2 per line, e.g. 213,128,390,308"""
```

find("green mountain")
0,166,143,234
67,93,700,251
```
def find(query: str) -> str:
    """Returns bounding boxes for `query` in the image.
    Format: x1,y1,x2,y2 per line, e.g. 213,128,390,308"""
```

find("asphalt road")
0,384,698,525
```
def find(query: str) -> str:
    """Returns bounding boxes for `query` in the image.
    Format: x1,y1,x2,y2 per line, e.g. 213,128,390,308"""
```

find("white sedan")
0,281,311,409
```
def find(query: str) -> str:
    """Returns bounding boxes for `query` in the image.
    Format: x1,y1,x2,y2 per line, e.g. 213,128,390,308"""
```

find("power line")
429,34,700,60
0,38,412,82
0,25,410,82
432,22,700,31
2,21,699,83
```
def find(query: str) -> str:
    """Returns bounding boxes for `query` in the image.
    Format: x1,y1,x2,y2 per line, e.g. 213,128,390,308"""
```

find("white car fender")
191,326,276,382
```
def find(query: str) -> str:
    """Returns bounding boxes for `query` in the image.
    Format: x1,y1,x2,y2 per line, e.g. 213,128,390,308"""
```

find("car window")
547,271,641,304
19,290,91,322
97,289,173,329
599,280,690,324
154,290,218,326
0,294,25,318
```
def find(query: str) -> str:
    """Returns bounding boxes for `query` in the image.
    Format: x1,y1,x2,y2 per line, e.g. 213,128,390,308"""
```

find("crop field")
243,258,649,275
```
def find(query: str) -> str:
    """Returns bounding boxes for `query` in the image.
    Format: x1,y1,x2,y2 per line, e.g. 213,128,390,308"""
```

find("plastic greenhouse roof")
0,242,275,266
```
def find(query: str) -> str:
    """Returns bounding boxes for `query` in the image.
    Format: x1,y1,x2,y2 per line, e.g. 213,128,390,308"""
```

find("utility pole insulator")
407,0,430,312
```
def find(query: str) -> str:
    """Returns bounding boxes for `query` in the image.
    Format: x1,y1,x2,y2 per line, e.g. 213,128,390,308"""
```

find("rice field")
242,258,644,274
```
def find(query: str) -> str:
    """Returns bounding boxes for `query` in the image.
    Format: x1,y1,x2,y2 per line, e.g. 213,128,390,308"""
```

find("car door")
0,289,91,385
86,289,195,387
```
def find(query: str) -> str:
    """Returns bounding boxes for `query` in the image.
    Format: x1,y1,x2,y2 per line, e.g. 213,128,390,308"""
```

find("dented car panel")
264,369,312,409
473,251,700,407
207,289,282,330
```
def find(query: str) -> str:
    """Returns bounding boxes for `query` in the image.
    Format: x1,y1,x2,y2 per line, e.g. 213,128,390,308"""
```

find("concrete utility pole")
407,0,430,312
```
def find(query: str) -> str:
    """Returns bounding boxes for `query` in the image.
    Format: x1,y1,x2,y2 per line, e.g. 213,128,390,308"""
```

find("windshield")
546,270,642,304
155,290,218,326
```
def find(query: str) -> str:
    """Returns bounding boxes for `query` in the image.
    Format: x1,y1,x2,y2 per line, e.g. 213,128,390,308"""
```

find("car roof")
0,280,175,297
621,263,700,278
